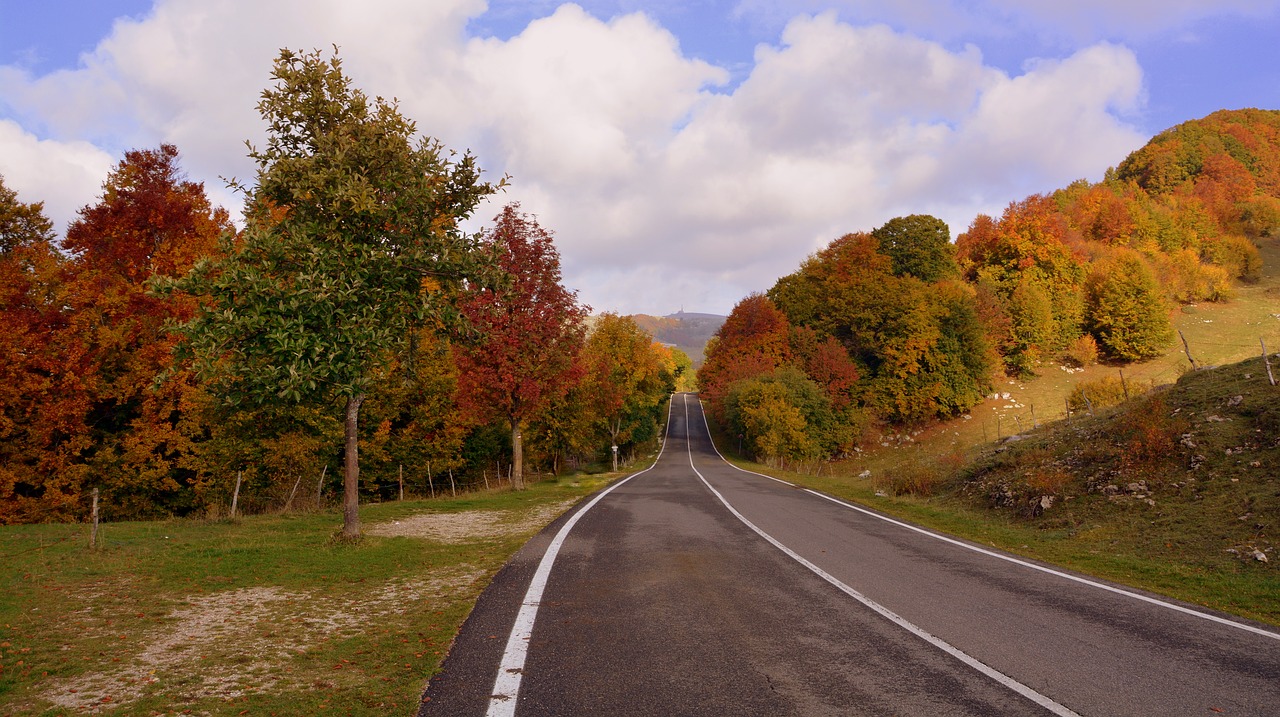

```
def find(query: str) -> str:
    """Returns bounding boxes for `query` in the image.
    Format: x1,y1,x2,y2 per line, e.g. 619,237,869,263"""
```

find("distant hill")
630,311,726,366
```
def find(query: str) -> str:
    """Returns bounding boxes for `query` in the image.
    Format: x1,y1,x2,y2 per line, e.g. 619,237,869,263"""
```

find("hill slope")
959,355,1278,569
630,311,725,365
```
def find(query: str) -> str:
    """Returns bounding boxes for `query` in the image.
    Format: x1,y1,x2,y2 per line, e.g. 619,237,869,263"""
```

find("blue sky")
1,0,1278,315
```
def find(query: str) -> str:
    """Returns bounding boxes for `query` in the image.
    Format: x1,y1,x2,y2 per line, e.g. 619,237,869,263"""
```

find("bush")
1061,334,1099,367
1068,375,1130,413
877,463,947,497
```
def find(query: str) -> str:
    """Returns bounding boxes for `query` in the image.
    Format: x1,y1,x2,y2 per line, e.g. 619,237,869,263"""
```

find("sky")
1,1,1278,316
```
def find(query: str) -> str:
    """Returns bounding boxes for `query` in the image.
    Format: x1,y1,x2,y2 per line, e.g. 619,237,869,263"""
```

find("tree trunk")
511,419,525,490
342,393,365,538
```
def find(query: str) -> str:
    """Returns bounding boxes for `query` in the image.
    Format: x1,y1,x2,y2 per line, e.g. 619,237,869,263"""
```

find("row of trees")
701,109,1280,465
0,49,683,529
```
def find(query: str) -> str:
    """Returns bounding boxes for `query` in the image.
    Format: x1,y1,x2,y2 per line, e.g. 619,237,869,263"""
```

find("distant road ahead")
420,394,1280,716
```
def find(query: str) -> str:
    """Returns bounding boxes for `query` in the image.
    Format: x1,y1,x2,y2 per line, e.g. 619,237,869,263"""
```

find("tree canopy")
167,48,499,536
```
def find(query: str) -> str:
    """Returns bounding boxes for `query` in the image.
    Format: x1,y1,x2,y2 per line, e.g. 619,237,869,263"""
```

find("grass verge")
0,473,623,715
704,404,1280,629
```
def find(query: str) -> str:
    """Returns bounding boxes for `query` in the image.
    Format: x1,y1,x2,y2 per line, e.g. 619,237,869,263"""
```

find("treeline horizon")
699,108,1280,466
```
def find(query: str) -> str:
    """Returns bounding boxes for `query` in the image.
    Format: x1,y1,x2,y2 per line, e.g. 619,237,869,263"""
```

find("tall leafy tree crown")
169,47,500,406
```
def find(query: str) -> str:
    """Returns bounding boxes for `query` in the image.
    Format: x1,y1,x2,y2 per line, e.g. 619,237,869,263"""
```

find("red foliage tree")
455,205,587,489
697,293,793,423
57,145,229,518
0,177,81,522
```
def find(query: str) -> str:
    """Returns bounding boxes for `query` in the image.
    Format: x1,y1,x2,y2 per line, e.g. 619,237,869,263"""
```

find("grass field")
0,474,621,715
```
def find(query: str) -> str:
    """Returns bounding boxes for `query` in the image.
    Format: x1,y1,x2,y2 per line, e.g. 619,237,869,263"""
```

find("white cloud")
0,120,115,233
0,2,1149,314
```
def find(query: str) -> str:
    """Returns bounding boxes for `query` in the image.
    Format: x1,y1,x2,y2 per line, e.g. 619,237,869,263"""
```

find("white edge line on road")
692,398,1280,643
485,395,678,717
681,396,1082,717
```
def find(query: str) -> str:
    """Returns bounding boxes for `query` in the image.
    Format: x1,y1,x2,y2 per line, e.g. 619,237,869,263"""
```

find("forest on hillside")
700,109,1280,467
0,49,690,526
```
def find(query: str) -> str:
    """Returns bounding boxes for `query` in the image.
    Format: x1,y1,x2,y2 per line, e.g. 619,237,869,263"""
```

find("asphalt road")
419,393,1280,716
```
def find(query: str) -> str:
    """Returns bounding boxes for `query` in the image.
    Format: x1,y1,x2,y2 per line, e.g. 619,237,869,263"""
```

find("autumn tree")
723,367,837,465
769,232,992,423
697,294,793,422
871,214,958,282
455,204,587,490
0,176,76,522
168,48,498,537
1085,253,1174,361
956,196,1086,374
60,145,231,518
580,313,674,469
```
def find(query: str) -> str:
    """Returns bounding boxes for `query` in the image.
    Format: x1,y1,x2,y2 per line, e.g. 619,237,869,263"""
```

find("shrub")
1061,334,1100,367
1068,375,1130,413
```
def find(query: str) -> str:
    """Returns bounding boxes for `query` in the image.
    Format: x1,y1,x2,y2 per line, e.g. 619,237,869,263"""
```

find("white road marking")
692,397,1280,643
681,395,1086,716
485,397,677,717
680,396,1080,717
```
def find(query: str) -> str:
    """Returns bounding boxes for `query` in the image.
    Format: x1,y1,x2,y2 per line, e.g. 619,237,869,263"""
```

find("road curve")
419,393,1280,716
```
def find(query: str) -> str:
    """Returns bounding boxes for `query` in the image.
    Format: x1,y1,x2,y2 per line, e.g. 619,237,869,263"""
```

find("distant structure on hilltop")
628,310,726,366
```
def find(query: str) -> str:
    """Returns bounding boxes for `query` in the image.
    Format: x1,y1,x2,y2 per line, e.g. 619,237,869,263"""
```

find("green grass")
0,474,622,715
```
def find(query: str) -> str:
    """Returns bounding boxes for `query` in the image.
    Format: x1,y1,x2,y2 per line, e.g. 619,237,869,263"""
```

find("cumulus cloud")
0,1,1149,314
0,120,115,233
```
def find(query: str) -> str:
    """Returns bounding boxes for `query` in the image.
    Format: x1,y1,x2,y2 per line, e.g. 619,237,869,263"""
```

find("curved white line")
681,395,1081,716
691,397,1280,643
486,395,678,716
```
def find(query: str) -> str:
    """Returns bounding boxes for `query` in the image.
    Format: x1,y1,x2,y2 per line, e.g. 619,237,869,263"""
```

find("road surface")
419,393,1280,716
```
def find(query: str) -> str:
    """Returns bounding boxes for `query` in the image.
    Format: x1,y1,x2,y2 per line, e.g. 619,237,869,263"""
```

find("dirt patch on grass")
366,500,577,543
39,566,485,713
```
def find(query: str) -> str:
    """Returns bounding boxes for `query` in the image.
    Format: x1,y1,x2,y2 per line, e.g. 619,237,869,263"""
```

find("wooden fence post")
315,464,327,506
1263,338,1276,386
1179,330,1198,370
231,470,243,518
90,487,100,549
286,473,303,510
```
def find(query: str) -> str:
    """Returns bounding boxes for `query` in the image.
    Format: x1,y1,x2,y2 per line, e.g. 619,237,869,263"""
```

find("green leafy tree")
1085,253,1174,361
724,367,837,464
871,214,958,282
167,48,498,537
